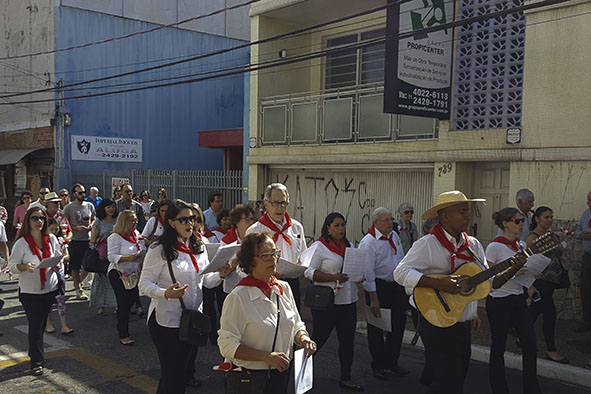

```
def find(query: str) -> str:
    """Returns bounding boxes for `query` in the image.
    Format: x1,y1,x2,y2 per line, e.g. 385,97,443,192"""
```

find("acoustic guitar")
413,232,560,328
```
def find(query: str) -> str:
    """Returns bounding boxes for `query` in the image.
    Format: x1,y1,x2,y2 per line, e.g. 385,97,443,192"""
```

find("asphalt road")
0,277,588,394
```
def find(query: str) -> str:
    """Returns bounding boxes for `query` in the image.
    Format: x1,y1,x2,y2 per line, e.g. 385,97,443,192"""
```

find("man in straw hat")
394,190,489,393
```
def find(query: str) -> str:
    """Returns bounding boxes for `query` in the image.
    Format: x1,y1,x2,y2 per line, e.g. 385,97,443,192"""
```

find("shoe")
137,309,145,317
76,290,88,300
45,328,55,334
97,308,106,316
372,369,389,381
32,366,43,376
186,378,202,387
574,324,591,333
339,381,364,392
546,355,569,364
385,366,410,376
584,361,591,370
61,329,74,336
120,338,135,346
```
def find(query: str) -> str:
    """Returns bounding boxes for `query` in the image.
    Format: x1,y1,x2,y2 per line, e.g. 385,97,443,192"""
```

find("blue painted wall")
54,6,248,184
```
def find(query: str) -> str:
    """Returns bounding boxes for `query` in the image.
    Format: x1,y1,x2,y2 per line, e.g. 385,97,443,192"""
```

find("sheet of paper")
294,349,313,394
200,244,241,275
513,254,552,289
205,243,220,260
299,244,319,268
342,248,367,283
365,305,392,332
276,258,307,278
36,255,63,269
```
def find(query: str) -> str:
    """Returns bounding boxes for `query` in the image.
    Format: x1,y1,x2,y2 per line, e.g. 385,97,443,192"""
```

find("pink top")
13,205,27,225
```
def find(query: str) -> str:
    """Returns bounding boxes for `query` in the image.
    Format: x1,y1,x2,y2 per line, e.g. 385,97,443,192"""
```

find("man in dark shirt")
116,184,146,232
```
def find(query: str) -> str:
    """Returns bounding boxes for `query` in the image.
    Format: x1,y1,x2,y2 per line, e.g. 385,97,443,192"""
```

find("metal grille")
453,0,525,130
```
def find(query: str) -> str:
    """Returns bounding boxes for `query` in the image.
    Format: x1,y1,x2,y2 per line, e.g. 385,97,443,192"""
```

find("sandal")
32,366,43,376
45,328,55,334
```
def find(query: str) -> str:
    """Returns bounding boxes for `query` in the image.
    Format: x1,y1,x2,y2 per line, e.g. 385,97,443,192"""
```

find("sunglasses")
60,193,68,197
30,215,46,222
258,249,281,262
40,191,49,195
403,210,414,215
77,191,86,195
513,218,525,224
173,216,197,225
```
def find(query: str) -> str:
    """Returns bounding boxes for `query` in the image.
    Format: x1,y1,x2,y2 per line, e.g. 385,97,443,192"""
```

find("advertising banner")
71,135,142,162
384,0,455,119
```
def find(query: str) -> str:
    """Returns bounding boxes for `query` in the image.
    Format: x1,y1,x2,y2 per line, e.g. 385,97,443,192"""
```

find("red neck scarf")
213,226,226,234
221,227,239,244
121,231,140,251
176,241,199,273
202,226,215,239
24,234,51,290
368,225,397,254
430,224,471,271
157,216,164,227
492,236,520,252
237,275,283,298
258,212,292,246
319,236,346,258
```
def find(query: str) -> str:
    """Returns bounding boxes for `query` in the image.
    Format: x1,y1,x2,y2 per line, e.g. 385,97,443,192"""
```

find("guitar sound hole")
459,276,476,296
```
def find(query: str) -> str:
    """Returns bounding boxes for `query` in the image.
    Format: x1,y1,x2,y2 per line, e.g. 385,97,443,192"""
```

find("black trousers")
529,279,557,352
285,277,301,312
108,269,138,339
148,313,197,394
19,290,59,368
581,252,591,322
418,316,471,394
203,283,226,342
311,302,357,381
364,279,408,371
486,295,541,394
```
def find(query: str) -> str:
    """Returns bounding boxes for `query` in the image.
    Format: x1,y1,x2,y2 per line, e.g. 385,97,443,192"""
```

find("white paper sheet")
294,349,313,394
342,248,367,282
200,244,241,275
205,243,220,260
299,244,319,268
365,305,392,332
513,254,552,289
36,256,62,269
276,258,307,278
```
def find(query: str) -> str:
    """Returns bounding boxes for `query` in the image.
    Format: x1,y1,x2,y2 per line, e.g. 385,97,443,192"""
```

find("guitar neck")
466,248,532,288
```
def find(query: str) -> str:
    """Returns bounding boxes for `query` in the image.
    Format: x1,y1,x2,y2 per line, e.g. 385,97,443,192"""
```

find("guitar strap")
465,243,487,270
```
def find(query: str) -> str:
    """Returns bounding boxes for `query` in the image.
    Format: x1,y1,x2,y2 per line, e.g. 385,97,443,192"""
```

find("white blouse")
9,234,61,294
304,241,358,305
107,231,146,273
139,242,218,328
141,217,164,239
218,280,308,370
486,240,528,298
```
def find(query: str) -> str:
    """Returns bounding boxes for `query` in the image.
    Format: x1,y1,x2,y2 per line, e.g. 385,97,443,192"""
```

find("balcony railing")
259,83,438,146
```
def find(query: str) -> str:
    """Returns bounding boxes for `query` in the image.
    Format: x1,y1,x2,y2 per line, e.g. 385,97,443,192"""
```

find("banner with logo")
71,135,142,162
384,0,455,119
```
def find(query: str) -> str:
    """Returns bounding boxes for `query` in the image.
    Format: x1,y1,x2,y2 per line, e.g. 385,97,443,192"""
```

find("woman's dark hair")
216,209,231,226
20,190,33,200
47,218,60,235
112,186,121,198
229,204,255,227
492,207,521,229
18,207,48,240
530,206,552,231
157,199,172,215
96,198,118,220
140,190,151,200
237,232,272,274
155,199,203,262
321,212,349,245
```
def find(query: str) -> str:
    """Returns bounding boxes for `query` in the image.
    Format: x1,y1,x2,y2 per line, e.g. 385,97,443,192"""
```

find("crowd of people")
0,182,591,394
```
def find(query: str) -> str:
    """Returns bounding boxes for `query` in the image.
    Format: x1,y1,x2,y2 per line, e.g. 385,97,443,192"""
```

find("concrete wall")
59,0,250,41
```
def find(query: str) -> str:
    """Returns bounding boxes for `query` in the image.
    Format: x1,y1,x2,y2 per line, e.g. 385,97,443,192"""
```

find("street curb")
399,329,591,389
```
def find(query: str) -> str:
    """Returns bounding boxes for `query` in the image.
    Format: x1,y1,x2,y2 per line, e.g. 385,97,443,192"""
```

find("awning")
198,129,243,148
0,149,37,165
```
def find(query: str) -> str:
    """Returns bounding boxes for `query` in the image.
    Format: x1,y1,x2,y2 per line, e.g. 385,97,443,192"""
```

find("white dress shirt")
107,231,146,273
393,230,488,322
218,279,308,370
246,216,307,274
141,217,164,239
359,229,405,292
9,234,61,294
139,242,218,328
304,241,358,305
486,240,527,298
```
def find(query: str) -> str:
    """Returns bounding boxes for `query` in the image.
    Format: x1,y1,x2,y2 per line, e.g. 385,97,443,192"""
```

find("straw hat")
422,191,485,220
44,192,61,202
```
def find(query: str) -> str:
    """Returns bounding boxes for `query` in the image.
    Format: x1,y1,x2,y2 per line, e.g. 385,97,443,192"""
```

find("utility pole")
55,79,65,169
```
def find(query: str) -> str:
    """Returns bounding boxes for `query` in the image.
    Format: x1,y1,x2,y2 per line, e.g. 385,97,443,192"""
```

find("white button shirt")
139,242,218,328
304,241,358,305
9,234,61,294
218,279,308,370
246,216,307,271
393,230,488,322
359,229,404,292
107,231,146,273
486,240,527,298
141,217,164,239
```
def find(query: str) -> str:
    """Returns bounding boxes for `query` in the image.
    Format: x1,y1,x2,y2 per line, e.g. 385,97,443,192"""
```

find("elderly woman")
139,199,222,393
396,202,419,255
218,232,316,394
304,212,362,391
212,209,232,242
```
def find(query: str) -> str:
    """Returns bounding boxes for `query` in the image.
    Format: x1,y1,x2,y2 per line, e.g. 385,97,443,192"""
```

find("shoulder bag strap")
166,259,187,311
266,293,281,377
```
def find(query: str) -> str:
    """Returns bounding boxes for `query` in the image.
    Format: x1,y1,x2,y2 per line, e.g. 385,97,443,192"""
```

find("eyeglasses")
403,210,414,215
258,249,281,262
60,193,68,197
30,215,46,222
513,218,525,224
77,191,86,195
241,216,254,223
173,216,197,225
123,190,133,194
40,191,49,195
268,201,288,208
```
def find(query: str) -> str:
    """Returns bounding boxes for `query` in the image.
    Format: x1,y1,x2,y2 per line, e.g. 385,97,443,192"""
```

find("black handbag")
82,245,108,274
541,250,570,290
304,285,334,310
224,294,280,394
166,260,210,346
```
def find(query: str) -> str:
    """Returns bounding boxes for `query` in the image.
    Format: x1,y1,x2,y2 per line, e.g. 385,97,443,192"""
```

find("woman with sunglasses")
112,186,122,201
190,203,217,243
485,208,541,394
13,190,34,235
396,202,419,255
58,189,71,210
218,232,316,394
526,206,568,364
107,210,146,346
9,207,64,376
139,190,154,222
140,199,222,393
